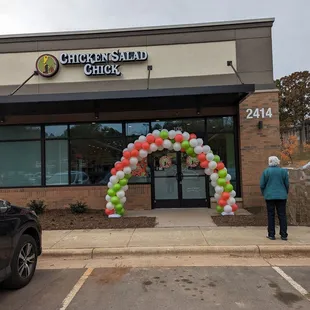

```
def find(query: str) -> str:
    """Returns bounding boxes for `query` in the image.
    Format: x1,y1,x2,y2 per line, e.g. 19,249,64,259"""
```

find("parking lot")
1,265,310,310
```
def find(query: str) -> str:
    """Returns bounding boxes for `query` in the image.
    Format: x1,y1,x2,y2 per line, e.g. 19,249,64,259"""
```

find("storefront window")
70,123,122,139
0,141,41,187
0,126,41,140
207,117,234,132
45,140,69,185
70,138,124,185
126,122,149,136
45,125,68,138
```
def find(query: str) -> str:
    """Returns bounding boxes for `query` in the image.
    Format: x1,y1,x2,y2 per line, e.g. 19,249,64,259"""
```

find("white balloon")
173,142,182,151
121,156,125,161
150,143,158,152
107,182,113,189
127,143,135,151
123,166,132,175
197,138,203,146
130,157,138,166
122,185,129,191
120,197,127,204
168,130,176,139
152,130,160,137
208,161,217,170
148,149,153,154
123,148,128,152
194,146,203,154
116,171,125,179
182,132,190,140
110,176,119,184
139,149,148,158
214,193,221,201
175,130,182,135
215,186,224,194
163,139,172,149
204,168,212,175
189,139,198,147
210,173,219,181
105,195,111,202
206,153,215,161
116,190,125,199
131,165,137,170
106,202,114,210
228,197,236,206
230,190,236,198
168,143,174,150
158,146,164,151
224,205,233,213
211,181,217,187
203,145,211,154
138,135,146,142
226,174,232,181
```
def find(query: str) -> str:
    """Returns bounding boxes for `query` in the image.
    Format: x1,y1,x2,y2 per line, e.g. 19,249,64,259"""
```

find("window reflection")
0,126,41,140
45,125,68,138
207,117,234,132
70,123,122,138
126,123,149,136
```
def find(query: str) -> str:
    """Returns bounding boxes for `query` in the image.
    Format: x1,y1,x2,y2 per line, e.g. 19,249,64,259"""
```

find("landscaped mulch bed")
39,209,157,230
212,208,298,227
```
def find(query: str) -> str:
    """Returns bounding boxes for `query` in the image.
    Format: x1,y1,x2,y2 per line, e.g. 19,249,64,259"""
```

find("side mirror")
0,199,11,214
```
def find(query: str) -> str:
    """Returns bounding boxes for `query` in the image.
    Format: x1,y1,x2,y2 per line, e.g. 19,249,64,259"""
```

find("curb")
41,245,310,259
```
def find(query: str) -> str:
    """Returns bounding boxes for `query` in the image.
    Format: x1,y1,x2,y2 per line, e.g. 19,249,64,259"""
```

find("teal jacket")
260,166,289,200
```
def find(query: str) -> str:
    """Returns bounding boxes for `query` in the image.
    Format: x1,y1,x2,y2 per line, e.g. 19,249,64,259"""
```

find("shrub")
69,201,88,214
27,199,46,215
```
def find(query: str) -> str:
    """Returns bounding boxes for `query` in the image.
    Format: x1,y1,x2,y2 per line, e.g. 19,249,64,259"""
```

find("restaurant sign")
59,50,148,77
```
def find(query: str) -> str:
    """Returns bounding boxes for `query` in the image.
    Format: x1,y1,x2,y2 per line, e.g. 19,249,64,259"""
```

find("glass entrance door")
152,150,208,208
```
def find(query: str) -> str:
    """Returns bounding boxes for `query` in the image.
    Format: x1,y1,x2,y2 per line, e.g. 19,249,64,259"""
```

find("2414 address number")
246,108,272,119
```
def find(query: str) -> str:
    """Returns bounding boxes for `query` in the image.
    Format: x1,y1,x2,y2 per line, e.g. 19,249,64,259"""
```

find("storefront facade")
0,18,280,210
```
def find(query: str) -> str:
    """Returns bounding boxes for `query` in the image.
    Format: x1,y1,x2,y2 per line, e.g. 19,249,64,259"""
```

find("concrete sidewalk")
42,226,310,259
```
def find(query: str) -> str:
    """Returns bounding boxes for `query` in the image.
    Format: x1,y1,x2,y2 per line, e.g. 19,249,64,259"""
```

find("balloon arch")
105,129,238,218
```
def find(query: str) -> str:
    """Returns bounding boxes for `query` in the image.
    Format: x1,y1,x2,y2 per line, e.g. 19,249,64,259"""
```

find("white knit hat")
268,156,280,167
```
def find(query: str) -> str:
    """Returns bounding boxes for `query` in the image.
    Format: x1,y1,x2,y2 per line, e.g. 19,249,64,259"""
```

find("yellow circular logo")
36,54,59,78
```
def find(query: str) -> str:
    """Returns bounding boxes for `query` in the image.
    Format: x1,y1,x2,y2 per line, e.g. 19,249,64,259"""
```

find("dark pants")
266,200,288,238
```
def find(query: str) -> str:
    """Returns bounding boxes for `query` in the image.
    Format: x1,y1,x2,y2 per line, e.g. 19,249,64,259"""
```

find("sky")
0,0,309,78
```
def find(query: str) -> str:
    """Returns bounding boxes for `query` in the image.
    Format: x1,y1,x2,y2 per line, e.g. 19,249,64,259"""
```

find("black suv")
0,199,42,289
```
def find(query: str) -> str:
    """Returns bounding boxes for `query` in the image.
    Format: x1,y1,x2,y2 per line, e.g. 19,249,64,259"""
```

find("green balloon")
181,140,190,149
116,208,125,216
214,155,221,163
119,178,128,186
171,139,175,144
216,205,224,213
107,189,116,197
186,147,194,156
115,203,123,212
225,184,234,192
217,178,226,187
124,173,132,179
111,196,120,205
218,169,227,178
160,131,169,139
113,183,121,192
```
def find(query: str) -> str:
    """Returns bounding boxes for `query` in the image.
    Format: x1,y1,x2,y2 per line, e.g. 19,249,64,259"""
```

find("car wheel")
2,234,38,289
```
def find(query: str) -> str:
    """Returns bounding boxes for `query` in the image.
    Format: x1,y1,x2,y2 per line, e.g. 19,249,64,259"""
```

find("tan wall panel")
0,41,236,86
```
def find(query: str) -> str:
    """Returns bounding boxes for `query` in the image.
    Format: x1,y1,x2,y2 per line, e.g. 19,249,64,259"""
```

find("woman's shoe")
266,236,276,240
281,236,288,241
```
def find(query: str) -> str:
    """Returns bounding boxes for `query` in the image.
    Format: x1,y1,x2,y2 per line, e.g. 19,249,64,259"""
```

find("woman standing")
260,156,289,240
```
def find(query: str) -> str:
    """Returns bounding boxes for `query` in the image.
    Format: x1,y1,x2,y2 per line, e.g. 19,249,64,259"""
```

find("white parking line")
272,266,310,301
59,268,94,310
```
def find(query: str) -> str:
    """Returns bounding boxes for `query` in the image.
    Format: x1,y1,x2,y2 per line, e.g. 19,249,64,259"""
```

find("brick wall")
239,91,280,208
0,184,152,210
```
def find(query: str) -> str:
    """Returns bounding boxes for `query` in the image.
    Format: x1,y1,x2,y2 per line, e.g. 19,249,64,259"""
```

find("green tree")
277,71,310,150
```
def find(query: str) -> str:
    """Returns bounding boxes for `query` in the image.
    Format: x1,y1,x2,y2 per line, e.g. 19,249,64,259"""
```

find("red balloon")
111,168,117,175
155,138,163,146
134,142,142,150
105,209,114,216
146,135,155,144
197,153,206,162
115,163,123,171
142,142,150,150
200,161,209,168
131,149,139,157
219,199,227,207
190,133,197,140
122,159,130,167
123,151,131,159
217,162,225,170
222,192,230,200
175,134,183,143
232,204,238,212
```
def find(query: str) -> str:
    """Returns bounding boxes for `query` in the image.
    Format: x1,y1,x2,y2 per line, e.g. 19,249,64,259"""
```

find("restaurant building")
0,18,280,211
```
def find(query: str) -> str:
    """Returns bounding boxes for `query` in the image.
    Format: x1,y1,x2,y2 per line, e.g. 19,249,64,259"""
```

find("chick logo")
36,54,59,78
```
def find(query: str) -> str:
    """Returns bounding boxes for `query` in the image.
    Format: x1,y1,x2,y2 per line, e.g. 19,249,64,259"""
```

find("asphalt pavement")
1,265,310,310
